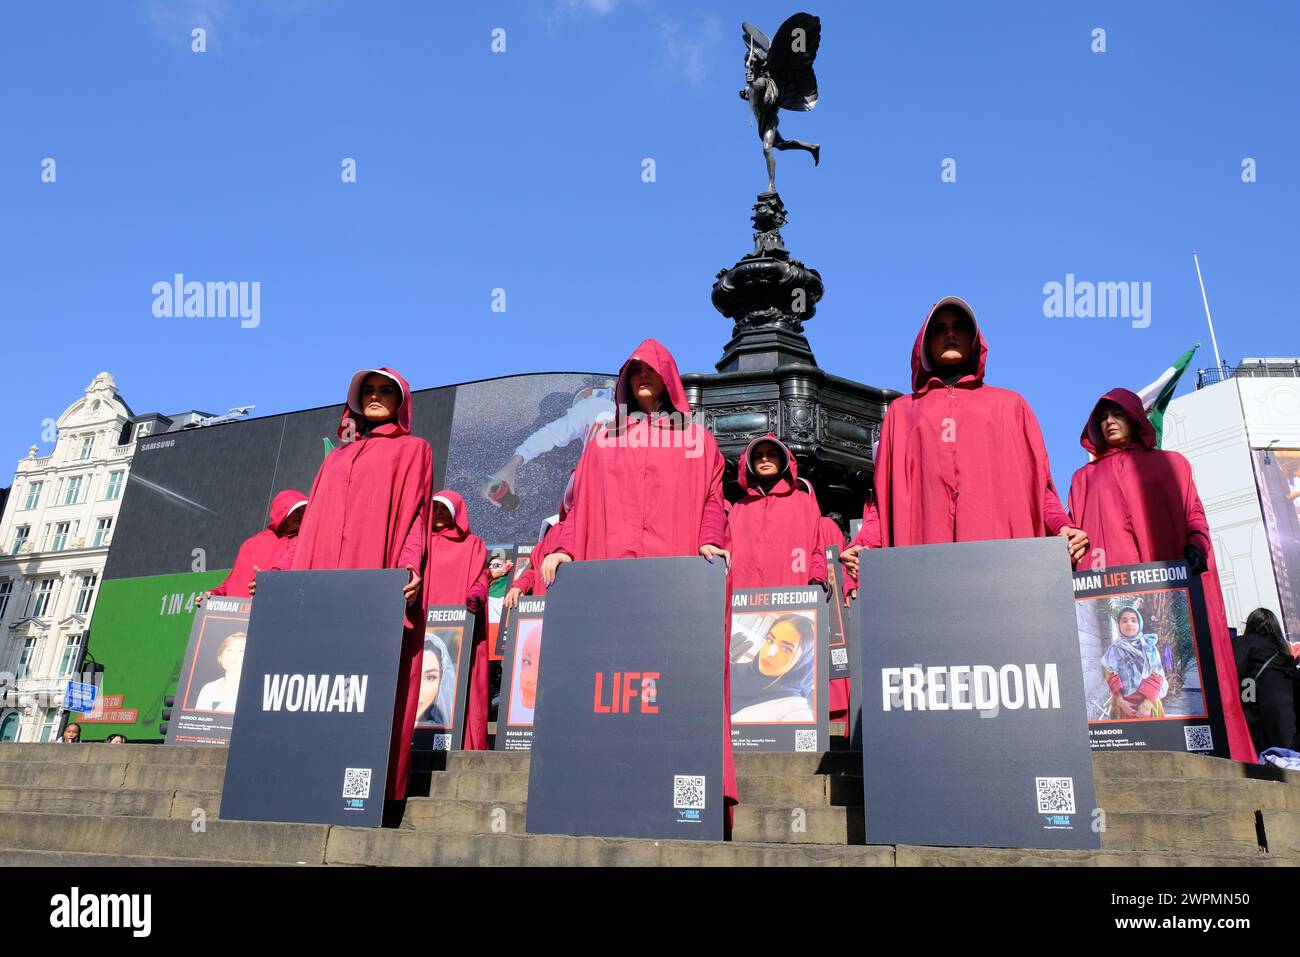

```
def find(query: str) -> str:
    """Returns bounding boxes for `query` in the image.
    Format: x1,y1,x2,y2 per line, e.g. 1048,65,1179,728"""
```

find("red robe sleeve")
467,567,489,615
1018,397,1070,535
270,537,296,572
513,565,536,595
696,443,727,551
397,498,427,572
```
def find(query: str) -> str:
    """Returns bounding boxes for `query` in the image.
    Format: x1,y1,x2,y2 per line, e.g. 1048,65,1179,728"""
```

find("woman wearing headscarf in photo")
1067,387,1255,761
839,297,1087,575
418,633,456,727
1103,606,1168,720
276,367,432,803
423,489,491,749
731,613,817,723
203,489,308,600
540,339,737,818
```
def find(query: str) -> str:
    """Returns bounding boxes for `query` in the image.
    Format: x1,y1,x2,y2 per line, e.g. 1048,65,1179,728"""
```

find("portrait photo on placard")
1076,589,1207,723
507,617,543,727
729,609,818,724
416,626,465,730
183,617,249,715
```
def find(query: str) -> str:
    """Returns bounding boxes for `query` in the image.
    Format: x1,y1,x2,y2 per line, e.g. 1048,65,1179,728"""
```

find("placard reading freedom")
855,538,1100,850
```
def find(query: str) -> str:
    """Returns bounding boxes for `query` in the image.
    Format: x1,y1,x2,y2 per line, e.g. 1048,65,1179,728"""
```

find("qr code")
673,775,706,810
1184,725,1214,752
795,729,818,752
342,767,372,799
831,648,848,667
430,733,452,752
1035,776,1076,814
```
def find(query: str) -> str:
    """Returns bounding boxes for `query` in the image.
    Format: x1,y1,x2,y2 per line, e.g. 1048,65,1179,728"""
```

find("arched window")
0,712,20,743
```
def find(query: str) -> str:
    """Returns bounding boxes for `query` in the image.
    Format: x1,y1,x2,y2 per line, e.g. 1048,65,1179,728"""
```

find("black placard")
729,586,829,752
220,569,408,827
824,544,853,681
855,538,1100,849
525,557,726,841
1073,561,1230,757
495,596,546,751
412,605,475,752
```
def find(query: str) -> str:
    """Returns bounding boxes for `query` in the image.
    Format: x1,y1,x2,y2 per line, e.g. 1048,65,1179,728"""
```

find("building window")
15,638,37,679
38,711,58,743
11,526,30,555
31,579,55,618
78,435,94,460
92,517,113,547
105,471,124,501
62,475,84,506
58,634,84,676
74,575,97,615
0,581,11,619
133,421,153,442
22,481,42,510
50,522,71,552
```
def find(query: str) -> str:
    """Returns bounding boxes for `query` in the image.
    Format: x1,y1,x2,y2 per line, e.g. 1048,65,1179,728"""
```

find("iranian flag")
1137,344,1199,448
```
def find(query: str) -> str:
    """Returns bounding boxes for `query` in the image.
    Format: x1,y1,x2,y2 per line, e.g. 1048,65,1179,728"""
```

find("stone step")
1095,751,1300,784
1097,777,1300,813
324,825,896,867
402,798,527,833
0,760,226,792
1259,810,1300,854
734,804,858,844
893,845,1288,867
0,848,284,867
0,743,228,767
1098,809,1262,855
0,812,328,864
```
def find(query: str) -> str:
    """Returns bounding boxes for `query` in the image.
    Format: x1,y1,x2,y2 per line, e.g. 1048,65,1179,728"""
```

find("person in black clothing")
1233,607,1297,753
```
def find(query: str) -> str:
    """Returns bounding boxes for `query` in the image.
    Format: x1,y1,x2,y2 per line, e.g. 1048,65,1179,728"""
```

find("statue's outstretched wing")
742,21,771,58
768,12,820,111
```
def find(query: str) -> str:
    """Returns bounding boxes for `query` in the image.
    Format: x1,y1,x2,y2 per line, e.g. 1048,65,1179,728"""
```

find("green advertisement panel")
73,570,227,742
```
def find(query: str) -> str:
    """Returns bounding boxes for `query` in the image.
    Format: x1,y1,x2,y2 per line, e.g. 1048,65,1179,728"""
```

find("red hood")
1081,387,1156,456
267,489,309,534
910,296,988,394
738,433,797,496
339,367,413,440
431,488,471,539
796,476,820,509
615,339,692,419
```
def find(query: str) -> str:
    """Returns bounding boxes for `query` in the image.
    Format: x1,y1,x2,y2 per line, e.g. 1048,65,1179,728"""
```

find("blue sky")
2,0,1296,495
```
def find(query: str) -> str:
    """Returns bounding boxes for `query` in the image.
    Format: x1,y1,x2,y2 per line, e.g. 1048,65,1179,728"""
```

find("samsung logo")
140,440,176,451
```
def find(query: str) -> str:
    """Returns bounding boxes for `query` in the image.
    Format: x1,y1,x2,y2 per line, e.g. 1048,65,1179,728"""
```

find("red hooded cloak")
865,297,1070,547
209,489,308,598
1068,388,1255,762
553,340,737,814
286,367,432,802
423,489,491,750
726,434,827,589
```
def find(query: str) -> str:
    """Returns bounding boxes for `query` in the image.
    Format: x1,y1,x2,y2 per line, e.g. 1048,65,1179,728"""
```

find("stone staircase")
0,743,1297,866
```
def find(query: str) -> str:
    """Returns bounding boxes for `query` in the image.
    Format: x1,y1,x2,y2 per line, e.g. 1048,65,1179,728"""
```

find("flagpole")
1193,251,1226,380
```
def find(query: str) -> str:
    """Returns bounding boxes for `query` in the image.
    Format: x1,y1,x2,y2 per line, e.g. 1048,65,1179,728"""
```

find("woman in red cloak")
423,489,491,749
841,297,1087,578
1067,387,1256,762
279,368,432,803
539,340,738,821
727,436,826,590
204,488,307,600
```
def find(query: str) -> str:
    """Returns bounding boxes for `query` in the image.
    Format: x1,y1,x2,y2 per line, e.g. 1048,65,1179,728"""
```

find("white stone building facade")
0,373,146,742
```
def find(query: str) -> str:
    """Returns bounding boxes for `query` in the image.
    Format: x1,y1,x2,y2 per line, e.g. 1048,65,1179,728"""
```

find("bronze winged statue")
740,12,821,194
